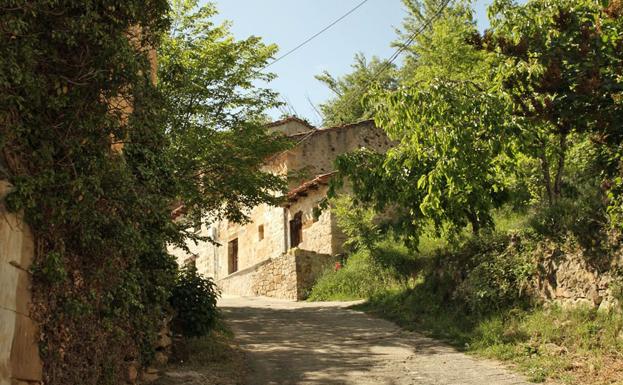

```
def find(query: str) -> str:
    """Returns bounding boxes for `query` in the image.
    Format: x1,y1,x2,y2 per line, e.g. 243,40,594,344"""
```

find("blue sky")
211,0,493,126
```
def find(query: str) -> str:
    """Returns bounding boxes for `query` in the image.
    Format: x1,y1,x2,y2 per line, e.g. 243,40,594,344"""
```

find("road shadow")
220,303,452,385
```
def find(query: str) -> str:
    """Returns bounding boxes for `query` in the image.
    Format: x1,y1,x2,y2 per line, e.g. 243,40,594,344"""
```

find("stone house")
170,117,392,300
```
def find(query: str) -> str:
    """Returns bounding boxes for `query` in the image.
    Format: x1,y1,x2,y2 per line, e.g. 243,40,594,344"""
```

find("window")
228,239,238,274
258,225,264,241
289,211,303,248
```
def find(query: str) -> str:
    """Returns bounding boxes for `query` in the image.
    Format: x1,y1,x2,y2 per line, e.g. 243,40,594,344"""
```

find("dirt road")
220,296,531,385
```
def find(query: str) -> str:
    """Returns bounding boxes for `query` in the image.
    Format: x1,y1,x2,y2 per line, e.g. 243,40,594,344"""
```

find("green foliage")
396,0,492,84
1,1,177,383
488,0,623,206
372,80,516,236
489,0,623,143
0,1,285,384
315,53,397,126
332,195,381,252
333,148,428,245
332,4,518,241
424,232,536,314
31,252,67,286
330,0,623,242
307,249,401,301
159,0,290,228
170,264,221,338
607,151,623,230
455,239,535,314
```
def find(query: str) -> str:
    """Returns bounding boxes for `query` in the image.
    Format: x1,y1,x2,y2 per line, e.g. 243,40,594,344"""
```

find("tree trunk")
553,132,567,201
467,210,481,236
539,146,554,206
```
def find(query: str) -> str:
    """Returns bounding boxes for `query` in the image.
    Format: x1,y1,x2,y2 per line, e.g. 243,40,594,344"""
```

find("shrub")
333,195,381,252
308,250,396,301
372,239,420,285
170,264,221,338
428,232,536,314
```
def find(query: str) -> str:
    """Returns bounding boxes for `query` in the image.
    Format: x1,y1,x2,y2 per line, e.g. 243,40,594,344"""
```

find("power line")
333,0,452,111
270,0,452,133
369,0,452,84
261,0,371,71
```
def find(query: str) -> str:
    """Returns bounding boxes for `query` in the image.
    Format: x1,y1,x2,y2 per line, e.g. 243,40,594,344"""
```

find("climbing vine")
1,1,286,384
1,1,175,384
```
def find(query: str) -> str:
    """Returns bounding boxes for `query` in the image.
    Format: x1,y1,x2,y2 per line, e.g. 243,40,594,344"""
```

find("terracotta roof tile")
285,172,336,205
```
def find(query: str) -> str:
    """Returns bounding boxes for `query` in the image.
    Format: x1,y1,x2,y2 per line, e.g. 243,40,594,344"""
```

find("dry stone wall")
252,252,299,300
534,242,623,310
0,181,42,385
218,249,334,300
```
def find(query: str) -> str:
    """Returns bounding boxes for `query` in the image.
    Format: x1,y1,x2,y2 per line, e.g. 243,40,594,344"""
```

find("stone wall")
534,243,623,310
294,249,336,299
284,121,392,188
218,249,335,300
252,252,299,300
0,181,42,385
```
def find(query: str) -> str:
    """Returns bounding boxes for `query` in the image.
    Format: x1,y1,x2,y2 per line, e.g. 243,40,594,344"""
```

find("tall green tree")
315,53,397,126
335,4,514,238
487,0,623,206
159,0,290,232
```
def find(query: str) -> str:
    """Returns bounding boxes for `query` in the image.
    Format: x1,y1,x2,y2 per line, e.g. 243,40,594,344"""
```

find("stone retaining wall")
535,243,623,310
218,249,335,300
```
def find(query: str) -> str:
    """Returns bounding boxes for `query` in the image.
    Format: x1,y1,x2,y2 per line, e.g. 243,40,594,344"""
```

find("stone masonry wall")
534,243,623,310
285,121,392,189
294,249,335,299
252,252,299,300
218,249,335,300
0,181,43,385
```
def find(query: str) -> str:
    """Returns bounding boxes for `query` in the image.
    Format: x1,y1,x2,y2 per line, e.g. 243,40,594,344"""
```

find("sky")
210,0,493,126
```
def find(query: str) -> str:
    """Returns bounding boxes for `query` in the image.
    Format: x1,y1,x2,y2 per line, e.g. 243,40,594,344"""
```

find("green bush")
170,264,221,338
308,250,397,301
308,196,422,301
456,247,535,314
372,239,420,285
529,195,607,247
427,232,536,315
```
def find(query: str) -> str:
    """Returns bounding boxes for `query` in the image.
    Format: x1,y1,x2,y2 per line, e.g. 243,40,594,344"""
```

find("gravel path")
220,296,532,385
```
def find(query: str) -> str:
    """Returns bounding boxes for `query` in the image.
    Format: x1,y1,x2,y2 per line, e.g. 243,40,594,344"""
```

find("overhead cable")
261,0,371,70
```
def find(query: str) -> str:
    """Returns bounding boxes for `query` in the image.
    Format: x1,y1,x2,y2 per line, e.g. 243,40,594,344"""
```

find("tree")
0,0,290,383
159,0,291,237
334,4,514,238
315,53,397,126
487,0,623,205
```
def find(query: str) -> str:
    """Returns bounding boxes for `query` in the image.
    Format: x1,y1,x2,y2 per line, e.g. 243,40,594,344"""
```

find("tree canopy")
327,0,623,243
159,0,290,231
315,53,397,126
